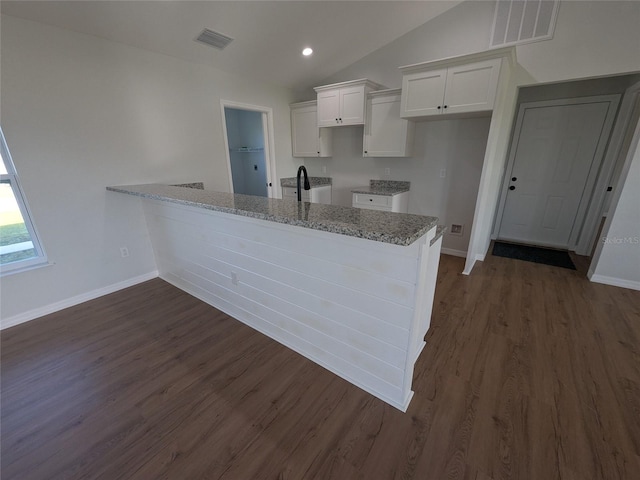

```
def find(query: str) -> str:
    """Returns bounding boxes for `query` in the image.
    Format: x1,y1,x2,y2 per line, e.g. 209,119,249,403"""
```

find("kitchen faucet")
296,165,311,202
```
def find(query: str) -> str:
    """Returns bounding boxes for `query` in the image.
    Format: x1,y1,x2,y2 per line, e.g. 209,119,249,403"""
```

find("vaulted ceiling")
1,1,463,90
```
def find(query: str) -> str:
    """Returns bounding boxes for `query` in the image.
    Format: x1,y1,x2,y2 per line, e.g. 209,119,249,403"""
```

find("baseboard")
462,253,485,276
588,271,640,291
0,270,159,330
440,248,467,258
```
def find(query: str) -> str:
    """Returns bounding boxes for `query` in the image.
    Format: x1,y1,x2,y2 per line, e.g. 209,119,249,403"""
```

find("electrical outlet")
450,224,464,236
440,168,447,178
231,272,239,285
322,165,327,174
384,167,391,176
120,247,129,258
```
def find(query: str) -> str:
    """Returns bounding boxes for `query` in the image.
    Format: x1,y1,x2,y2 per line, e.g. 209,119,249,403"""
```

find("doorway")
494,95,619,251
221,101,277,197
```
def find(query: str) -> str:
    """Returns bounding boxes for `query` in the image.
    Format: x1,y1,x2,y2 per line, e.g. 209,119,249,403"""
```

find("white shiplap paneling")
142,199,439,411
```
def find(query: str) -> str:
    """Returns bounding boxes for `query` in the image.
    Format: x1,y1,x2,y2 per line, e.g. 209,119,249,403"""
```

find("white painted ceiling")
1,1,462,90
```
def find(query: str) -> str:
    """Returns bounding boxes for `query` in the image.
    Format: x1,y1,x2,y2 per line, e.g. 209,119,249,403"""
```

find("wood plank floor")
2,253,639,479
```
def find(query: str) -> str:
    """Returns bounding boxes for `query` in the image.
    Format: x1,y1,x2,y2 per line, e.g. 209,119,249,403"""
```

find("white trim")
582,81,640,257
0,270,158,330
493,94,620,252
462,253,485,275
588,270,640,291
440,248,467,258
219,100,278,199
399,46,516,74
589,91,640,283
0,127,48,272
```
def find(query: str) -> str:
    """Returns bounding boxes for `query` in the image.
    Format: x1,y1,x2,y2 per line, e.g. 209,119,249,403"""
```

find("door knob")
511,177,517,181
509,186,516,191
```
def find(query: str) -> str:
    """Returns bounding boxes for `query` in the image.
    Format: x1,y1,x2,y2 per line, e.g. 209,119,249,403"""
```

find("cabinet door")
339,85,366,125
282,186,310,201
443,58,501,114
400,68,447,118
364,94,414,157
291,104,332,157
317,89,341,127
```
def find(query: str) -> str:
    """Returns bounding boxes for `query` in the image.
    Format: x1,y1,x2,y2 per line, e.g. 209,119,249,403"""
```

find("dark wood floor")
2,253,639,479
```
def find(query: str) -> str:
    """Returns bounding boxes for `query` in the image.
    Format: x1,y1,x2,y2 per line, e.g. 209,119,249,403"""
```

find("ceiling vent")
195,28,234,50
490,0,560,48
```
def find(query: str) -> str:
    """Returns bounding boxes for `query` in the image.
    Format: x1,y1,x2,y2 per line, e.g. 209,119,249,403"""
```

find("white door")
498,100,614,248
443,58,501,115
400,68,447,118
317,89,340,127
339,85,366,125
291,104,319,157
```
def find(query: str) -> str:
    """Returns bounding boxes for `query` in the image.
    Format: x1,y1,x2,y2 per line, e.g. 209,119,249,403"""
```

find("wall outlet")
450,224,464,236
384,167,391,176
120,247,129,258
440,168,447,178
231,271,239,285
322,165,327,174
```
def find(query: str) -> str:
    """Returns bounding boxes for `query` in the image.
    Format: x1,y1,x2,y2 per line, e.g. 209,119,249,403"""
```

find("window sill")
0,259,54,278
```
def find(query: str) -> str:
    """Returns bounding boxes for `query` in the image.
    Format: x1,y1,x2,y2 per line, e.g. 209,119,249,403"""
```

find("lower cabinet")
282,185,332,204
352,191,409,213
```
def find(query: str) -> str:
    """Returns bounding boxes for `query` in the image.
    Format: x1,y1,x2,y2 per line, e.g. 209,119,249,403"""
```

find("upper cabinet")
364,89,414,158
290,101,332,158
400,58,502,119
314,79,385,127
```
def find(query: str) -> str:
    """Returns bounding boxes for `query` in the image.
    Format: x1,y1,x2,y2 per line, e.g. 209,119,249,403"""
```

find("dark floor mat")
492,241,576,270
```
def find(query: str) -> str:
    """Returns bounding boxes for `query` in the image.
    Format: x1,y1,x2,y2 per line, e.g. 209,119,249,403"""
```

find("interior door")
498,101,612,248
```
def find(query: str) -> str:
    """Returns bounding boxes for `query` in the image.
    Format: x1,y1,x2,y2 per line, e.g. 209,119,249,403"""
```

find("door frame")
220,100,278,198
493,94,620,252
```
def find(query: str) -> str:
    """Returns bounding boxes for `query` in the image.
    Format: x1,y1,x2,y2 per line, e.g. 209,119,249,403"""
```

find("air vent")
195,28,234,50
490,0,559,48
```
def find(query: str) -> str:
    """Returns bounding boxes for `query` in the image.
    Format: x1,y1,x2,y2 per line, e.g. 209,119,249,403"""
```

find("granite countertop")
107,184,437,246
431,225,447,246
351,180,411,196
280,177,332,188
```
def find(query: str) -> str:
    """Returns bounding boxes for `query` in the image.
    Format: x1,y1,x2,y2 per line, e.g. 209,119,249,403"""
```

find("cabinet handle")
437,106,441,110
369,198,373,202
509,186,515,191
335,118,338,122
339,118,342,122
444,105,448,109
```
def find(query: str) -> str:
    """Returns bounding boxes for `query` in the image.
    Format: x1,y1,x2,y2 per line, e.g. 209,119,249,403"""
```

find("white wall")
0,14,297,325
302,117,490,255
321,0,640,274
589,100,640,290
469,1,640,273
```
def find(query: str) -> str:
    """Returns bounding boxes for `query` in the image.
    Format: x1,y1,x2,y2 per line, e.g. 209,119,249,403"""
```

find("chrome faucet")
296,165,311,202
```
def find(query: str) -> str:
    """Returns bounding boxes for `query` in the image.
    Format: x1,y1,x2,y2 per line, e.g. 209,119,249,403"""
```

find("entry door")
498,101,613,248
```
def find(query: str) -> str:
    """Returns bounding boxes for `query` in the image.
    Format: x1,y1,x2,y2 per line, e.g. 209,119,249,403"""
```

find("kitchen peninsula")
107,184,443,411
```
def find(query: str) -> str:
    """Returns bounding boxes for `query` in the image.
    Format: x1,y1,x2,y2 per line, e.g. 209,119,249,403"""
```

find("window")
0,127,47,274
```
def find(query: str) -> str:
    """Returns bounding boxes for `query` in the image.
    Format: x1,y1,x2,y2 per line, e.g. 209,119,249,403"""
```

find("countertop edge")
107,185,438,247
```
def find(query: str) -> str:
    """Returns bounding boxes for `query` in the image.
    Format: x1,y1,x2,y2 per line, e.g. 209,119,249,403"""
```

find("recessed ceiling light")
302,47,313,56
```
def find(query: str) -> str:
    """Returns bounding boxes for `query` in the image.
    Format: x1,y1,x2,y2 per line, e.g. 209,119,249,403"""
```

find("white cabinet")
282,185,332,204
400,58,502,119
315,79,385,127
352,191,409,213
290,101,332,158
363,89,415,157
